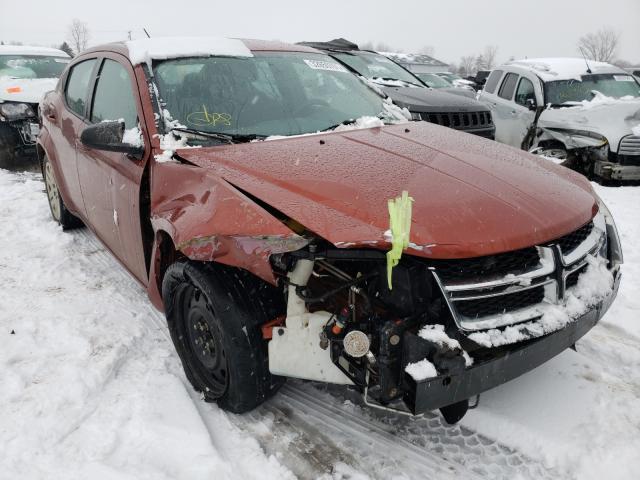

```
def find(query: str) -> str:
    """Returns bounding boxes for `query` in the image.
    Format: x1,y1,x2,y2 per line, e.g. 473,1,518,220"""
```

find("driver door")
76,55,149,283
510,76,539,149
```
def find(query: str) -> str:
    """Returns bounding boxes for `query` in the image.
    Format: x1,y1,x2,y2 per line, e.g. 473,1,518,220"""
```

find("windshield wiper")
374,77,422,88
170,127,267,144
319,118,359,132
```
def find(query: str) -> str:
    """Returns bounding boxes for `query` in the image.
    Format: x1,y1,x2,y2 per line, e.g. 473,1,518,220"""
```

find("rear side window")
91,59,138,128
483,70,503,94
498,73,519,100
65,59,97,117
515,77,536,106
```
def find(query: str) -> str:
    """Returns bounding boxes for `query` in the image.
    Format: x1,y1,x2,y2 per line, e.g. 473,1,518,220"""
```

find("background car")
299,39,495,139
478,58,640,182
434,72,477,91
0,45,70,169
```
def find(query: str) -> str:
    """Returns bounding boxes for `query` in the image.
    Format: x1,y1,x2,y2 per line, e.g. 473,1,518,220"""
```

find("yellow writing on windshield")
187,105,232,127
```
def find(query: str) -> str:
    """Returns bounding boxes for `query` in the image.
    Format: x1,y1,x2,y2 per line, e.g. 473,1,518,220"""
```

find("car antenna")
143,28,151,38
579,47,592,74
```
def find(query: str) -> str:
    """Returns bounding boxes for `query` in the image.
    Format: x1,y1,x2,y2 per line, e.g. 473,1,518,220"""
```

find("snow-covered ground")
1,168,639,480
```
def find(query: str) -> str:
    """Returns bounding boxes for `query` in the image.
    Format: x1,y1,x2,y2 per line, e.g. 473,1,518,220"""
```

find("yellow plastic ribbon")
386,190,414,289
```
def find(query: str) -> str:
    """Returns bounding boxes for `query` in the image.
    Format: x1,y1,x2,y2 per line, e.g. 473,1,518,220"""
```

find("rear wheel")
42,154,83,230
162,260,285,413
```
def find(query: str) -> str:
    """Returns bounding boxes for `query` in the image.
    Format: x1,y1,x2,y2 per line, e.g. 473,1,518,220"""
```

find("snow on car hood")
0,77,58,104
380,86,488,113
539,94,640,152
175,122,597,259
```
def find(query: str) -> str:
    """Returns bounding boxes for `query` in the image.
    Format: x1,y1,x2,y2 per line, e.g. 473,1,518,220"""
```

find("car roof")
0,45,70,57
79,37,319,66
504,57,626,82
379,52,449,68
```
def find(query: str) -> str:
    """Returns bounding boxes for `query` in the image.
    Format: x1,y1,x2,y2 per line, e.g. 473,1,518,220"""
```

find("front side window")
515,77,536,107
331,52,422,86
154,52,392,138
544,74,640,106
65,59,97,117
0,55,69,79
498,73,519,100
483,70,503,94
91,59,138,128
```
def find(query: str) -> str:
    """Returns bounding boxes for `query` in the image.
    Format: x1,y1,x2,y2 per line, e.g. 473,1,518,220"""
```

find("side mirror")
525,98,537,111
80,121,144,156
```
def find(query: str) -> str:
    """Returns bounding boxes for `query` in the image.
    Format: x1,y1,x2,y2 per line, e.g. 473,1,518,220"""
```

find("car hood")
539,100,640,151
174,122,597,259
380,86,488,113
0,77,58,104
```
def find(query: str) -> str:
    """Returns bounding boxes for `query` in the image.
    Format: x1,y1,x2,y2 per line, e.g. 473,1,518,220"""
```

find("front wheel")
162,260,285,413
42,153,83,230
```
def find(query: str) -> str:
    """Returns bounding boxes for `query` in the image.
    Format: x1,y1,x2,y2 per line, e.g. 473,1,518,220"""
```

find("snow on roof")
507,57,624,81
125,37,253,67
0,45,69,57
379,51,449,67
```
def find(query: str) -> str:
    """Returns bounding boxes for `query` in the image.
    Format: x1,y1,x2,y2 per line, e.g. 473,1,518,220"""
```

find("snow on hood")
539,92,640,151
126,37,253,69
0,77,58,104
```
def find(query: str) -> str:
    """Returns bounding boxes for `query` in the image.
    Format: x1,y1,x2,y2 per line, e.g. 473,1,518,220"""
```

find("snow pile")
334,115,384,131
126,37,253,69
122,125,143,147
565,90,640,110
468,255,614,348
418,324,474,367
405,358,438,381
369,77,416,88
632,123,640,136
406,325,474,380
154,109,199,163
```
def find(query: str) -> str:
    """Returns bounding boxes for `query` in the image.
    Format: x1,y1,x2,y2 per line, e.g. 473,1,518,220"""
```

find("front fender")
150,161,308,284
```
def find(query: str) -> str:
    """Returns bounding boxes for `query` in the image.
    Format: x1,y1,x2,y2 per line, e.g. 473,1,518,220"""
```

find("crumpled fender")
535,127,608,150
150,161,308,284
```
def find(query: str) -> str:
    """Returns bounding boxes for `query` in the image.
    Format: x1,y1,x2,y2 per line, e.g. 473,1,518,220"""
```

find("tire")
162,260,285,413
42,153,83,230
0,123,20,170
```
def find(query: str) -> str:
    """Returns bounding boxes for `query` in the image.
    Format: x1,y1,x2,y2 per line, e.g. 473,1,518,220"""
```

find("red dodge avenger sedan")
37,37,622,424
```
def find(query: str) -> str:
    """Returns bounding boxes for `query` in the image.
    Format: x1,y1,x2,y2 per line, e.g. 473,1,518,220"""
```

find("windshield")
415,73,452,88
545,74,640,105
0,55,69,79
330,51,421,86
153,52,393,138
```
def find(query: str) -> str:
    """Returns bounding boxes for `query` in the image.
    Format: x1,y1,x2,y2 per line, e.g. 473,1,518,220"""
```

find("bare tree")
67,19,90,55
459,55,476,76
578,27,619,62
483,45,499,69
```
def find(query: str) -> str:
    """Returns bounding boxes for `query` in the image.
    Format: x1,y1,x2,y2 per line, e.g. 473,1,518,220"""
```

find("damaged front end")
266,205,622,424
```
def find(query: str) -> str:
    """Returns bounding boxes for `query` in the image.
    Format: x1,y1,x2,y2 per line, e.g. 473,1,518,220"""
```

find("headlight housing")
596,195,623,266
0,102,36,121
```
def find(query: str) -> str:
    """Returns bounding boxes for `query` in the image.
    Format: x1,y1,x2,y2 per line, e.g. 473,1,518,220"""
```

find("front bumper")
404,269,620,415
595,161,640,181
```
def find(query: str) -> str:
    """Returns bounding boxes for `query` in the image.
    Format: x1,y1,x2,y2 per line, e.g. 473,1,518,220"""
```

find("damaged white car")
0,45,70,168
478,58,640,181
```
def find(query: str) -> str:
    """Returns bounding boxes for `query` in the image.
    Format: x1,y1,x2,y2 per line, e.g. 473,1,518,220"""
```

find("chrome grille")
431,213,607,332
618,135,640,156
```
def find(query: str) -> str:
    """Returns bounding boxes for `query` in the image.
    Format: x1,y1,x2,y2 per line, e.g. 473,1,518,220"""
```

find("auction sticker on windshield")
303,59,348,72
613,75,635,82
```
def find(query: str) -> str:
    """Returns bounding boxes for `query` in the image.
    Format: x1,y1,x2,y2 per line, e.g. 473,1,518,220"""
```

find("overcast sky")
2,0,639,65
